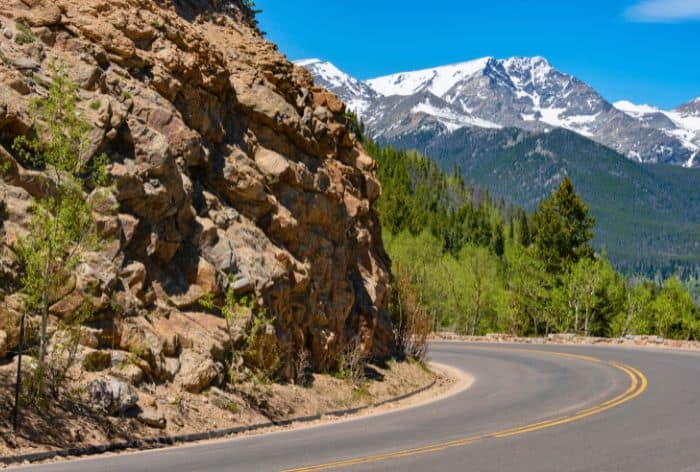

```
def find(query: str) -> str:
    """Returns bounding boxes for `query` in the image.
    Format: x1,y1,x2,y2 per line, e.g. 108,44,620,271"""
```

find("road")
16,342,700,471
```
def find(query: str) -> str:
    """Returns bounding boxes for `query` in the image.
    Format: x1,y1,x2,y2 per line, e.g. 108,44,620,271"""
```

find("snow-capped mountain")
298,57,698,167
296,59,378,119
614,99,700,167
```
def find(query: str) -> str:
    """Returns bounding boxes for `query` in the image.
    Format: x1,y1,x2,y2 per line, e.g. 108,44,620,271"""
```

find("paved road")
16,342,700,471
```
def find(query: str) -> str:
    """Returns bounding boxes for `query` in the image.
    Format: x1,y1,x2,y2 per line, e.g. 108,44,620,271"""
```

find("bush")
294,348,312,387
14,21,35,45
390,263,431,361
337,337,368,388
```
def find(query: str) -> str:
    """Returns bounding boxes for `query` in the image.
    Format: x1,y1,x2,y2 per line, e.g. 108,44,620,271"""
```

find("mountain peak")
295,58,323,67
613,100,661,117
300,57,699,166
294,58,376,101
366,57,493,97
503,55,551,68
676,97,700,117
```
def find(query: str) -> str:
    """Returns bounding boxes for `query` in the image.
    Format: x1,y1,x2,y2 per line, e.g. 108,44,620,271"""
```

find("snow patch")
296,59,373,100
616,100,700,152
411,99,502,131
367,57,492,97
613,100,661,117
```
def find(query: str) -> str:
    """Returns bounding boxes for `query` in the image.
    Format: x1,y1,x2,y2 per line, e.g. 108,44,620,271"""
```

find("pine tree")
530,177,595,274
491,221,505,258
516,209,531,247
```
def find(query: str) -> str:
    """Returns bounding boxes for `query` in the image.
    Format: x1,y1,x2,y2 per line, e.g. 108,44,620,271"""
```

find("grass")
350,384,371,402
14,21,35,45
407,357,432,374
89,100,101,110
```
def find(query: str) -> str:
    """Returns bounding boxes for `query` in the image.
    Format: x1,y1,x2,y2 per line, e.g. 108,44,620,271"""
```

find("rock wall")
0,0,393,383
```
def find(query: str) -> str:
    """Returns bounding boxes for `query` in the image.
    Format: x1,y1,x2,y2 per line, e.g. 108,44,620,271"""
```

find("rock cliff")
0,0,393,387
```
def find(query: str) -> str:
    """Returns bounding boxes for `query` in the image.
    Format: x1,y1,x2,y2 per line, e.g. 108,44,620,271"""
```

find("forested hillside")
368,141,699,338
385,127,700,279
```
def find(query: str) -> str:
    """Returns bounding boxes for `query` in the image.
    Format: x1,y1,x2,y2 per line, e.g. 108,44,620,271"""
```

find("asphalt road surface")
16,342,700,471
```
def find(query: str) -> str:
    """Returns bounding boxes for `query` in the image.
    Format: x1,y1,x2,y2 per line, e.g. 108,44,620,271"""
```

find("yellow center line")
282,348,648,472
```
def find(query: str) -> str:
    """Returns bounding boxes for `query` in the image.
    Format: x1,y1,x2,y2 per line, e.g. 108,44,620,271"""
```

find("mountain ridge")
300,57,700,275
300,57,699,167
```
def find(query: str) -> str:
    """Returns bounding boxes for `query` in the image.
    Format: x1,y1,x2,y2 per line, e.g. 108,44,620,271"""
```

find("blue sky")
256,0,700,109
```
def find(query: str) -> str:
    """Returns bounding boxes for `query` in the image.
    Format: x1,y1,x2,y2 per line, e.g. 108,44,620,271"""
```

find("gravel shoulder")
0,358,465,465
431,332,700,352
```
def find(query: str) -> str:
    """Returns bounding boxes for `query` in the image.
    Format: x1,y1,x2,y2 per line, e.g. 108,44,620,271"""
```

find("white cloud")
626,0,700,22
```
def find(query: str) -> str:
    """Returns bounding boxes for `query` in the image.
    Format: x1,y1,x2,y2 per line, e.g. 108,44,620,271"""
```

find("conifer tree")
516,209,531,247
530,177,595,274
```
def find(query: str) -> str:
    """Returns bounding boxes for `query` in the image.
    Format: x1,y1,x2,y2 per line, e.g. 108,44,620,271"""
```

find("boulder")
111,363,145,386
0,329,7,358
20,4,62,27
137,406,167,429
87,377,139,415
255,147,291,180
177,350,220,393
82,349,112,372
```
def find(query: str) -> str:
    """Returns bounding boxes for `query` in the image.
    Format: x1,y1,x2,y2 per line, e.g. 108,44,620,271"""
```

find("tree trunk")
12,311,26,431
471,279,482,336
39,241,53,368
39,290,49,366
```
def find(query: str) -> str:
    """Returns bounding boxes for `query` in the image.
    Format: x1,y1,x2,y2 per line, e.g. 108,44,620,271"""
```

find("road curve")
15,342,700,472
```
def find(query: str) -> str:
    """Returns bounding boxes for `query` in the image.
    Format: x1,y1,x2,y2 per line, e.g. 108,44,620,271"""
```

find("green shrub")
15,21,35,45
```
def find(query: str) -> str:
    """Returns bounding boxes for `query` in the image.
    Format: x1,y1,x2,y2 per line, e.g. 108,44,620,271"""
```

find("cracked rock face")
0,0,393,382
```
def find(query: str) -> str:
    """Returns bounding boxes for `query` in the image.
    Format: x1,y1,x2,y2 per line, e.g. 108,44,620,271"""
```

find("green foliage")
14,21,35,45
504,244,549,335
390,126,700,278
345,110,365,142
530,177,595,274
11,64,108,402
241,0,263,32
390,260,431,360
226,399,239,414
242,0,262,14
516,209,531,247
368,141,509,257
652,277,696,339
89,100,101,110
368,138,699,340
199,277,279,382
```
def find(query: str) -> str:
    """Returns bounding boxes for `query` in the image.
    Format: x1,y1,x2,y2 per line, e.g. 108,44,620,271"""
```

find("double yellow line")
283,348,648,471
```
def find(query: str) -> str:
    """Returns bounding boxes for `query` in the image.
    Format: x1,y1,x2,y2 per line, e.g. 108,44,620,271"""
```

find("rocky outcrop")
0,0,392,384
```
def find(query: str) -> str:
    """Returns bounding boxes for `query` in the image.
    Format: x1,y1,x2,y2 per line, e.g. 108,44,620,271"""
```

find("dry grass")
0,357,434,459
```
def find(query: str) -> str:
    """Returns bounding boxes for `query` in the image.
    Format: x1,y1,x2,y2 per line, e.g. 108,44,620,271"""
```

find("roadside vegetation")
368,140,699,340
6,64,109,425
